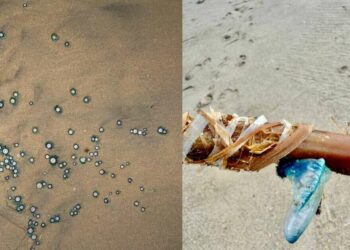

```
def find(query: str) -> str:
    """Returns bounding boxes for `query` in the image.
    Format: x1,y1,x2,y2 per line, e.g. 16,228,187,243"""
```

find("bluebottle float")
277,158,331,243
183,110,350,244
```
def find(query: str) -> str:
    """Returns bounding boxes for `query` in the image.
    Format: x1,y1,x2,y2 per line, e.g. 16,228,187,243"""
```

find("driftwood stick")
289,130,350,175
183,110,350,176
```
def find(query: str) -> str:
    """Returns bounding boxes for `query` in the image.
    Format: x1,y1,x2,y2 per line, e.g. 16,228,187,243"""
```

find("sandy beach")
183,0,350,249
0,0,181,249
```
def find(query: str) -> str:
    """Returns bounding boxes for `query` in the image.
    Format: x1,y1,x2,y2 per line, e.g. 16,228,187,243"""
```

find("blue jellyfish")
277,158,331,243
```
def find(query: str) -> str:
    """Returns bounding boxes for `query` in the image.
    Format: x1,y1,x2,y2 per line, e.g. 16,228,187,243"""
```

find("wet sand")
0,0,181,249
183,0,350,249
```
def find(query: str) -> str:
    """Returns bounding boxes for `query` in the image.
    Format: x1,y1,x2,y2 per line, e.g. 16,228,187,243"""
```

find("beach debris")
30,205,42,219
116,119,123,127
67,128,75,135
183,109,350,174
70,88,77,96
58,161,67,169
0,144,21,178
90,135,99,143
19,150,26,157
63,168,71,179
27,218,41,246
9,91,19,106
36,181,44,189
157,126,168,135
48,155,58,166
79,156,87,164
13,195,26,213
182,109,311,170
64,41,70,48
36,180,53,190
9,97,16,105
182,113,208,160
45,141,54,150
83,96,91,103
183,109,350,244
73,143,79,150
95,160,102,167
49,214,61,223
92,190,99,198
0,31,5,39
30,206,37,214
277,158,331,243
51,33,59,42
32,127,39,134
69,203,81,217
130,128,147,136
0,84,162,248
28,157,35,164
54,105,63,114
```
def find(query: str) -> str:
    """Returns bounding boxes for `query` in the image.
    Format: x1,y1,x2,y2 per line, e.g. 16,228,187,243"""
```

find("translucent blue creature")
277,158,331,243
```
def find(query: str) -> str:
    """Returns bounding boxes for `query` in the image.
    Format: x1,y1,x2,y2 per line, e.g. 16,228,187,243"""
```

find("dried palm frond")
183,109,313,172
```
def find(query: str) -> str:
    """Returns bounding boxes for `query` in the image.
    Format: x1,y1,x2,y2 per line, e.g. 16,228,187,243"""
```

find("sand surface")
0,0,181,249
183,0,350,249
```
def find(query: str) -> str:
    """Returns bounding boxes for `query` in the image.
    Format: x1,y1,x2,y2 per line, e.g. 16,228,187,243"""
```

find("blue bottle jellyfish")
277,158,331,243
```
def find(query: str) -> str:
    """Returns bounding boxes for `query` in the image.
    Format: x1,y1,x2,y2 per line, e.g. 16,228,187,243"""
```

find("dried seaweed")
183,109,313,171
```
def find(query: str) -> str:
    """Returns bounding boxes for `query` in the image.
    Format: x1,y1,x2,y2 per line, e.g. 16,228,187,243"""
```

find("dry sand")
0,0,181,249
183,0,350,249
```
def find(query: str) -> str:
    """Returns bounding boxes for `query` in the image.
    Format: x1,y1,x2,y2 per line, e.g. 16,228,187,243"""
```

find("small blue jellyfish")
277,158,331,244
